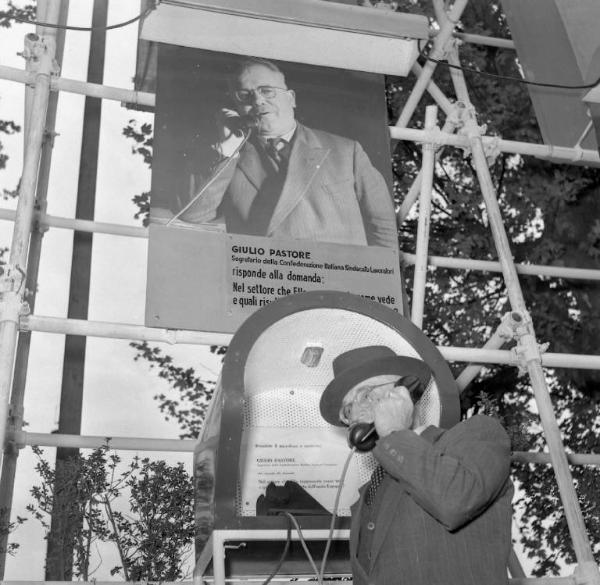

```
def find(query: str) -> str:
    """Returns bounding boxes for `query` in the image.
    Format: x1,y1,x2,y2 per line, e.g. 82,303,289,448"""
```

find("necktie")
265,138,289,170
365,465,385,506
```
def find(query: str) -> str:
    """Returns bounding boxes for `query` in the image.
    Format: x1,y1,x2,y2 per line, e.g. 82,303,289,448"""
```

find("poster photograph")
146,44,403,332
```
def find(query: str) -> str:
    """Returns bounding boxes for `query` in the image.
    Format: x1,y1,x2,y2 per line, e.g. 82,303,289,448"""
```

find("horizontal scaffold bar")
1,65,598,165
11,430,195,452
2,576,577,585
0,64,155,107
390,126,600,166
2,208,599,281
19,314,600,370
11,431,600,467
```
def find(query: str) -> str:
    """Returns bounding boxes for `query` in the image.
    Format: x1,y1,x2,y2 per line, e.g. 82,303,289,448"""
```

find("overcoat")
350,415,514,585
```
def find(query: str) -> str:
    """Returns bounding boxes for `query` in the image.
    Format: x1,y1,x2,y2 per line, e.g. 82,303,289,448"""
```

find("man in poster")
160,57,398,248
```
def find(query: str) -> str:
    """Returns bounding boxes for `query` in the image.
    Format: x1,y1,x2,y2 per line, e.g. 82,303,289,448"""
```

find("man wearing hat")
320,345,514,585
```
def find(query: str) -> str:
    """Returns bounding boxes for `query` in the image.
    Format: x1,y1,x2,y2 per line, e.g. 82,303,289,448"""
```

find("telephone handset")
348,422,379,452
225,113,260,135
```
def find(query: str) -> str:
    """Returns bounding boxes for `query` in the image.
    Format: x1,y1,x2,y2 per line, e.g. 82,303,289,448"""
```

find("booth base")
194,528,352,585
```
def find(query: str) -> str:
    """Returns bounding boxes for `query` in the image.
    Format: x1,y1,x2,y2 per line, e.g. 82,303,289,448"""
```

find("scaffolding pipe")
395,0,469,128
409,60,455,117
17,314,600,370
0,33,55,472
11,431,196,453
401,252,600,281
20,314,234,346
1,208,599,281
411,105,438,327
10,429,600,466
440,29,599,574
0,64,155,108
2,208,598,281
397,115,459,224
0,579,578,585
455,324,507,391
465,96,599,578
0,1,67,578
0,208,147,238
1,65,599,166
390,126,600,166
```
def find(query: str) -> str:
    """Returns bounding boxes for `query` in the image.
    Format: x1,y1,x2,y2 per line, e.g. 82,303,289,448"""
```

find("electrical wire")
261,516,293,585
166,127,253,226
418,40,600,91
7,3,156,31
281,512,322,585
262,449,356,585
319,447,356,583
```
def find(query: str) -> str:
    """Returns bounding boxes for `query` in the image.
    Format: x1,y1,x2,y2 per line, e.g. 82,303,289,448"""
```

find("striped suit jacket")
350,415,513,585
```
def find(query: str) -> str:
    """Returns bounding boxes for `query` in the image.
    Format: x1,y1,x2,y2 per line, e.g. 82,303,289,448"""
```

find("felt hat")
319,345,433,426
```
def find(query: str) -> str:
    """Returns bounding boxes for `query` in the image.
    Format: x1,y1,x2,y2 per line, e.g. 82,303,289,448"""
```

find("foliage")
0,1,35,29
27,446,194,580
105,457,194,581
387,0,600,574
0,507,26,557
130,341,217,439
123,120,153,225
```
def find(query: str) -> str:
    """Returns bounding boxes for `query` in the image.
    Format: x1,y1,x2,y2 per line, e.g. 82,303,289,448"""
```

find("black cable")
7,3,156,31
261,515,293,585
418,39,600,91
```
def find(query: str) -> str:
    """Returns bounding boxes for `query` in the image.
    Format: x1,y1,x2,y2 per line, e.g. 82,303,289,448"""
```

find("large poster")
146,45,403,332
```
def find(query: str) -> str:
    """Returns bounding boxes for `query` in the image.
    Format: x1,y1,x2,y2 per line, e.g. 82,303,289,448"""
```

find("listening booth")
193,290,460,584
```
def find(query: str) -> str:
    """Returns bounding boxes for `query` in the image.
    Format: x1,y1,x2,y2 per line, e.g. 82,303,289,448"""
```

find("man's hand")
213,108,245,158
372,387,414,437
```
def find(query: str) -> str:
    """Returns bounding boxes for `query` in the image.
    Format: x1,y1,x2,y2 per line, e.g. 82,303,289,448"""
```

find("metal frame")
1,0,600,583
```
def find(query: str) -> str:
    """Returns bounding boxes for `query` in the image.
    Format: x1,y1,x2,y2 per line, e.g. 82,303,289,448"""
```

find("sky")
0,1,221,578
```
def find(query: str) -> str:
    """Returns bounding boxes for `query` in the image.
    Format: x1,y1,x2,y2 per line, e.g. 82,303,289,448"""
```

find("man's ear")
288,89,296,108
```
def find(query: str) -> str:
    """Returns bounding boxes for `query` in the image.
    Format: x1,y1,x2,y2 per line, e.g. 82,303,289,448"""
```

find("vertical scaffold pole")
447,43,600,584
0,29,56,471
411,105,438,328
0,0,67,577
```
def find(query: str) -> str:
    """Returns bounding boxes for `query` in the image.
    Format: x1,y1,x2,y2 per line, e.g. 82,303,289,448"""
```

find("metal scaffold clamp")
501,310,549,375
21,32,60,81
574,561,600,585
0,264,30,325
454,101,488,158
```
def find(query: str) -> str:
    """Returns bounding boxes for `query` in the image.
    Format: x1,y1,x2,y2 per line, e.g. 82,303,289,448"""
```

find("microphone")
348,422,379,452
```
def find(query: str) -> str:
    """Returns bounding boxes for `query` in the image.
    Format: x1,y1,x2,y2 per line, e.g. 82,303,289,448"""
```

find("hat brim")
319,355,432,426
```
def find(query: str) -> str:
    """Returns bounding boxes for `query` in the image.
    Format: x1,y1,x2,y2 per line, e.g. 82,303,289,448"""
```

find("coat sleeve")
352,141,398,248
372,415,512,531
178,155,238,224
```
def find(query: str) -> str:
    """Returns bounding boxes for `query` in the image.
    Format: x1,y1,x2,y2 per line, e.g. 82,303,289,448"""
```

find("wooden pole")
45,1,107,579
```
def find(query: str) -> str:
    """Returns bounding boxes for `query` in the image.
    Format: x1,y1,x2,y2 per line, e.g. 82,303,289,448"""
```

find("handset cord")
261,516,293,585
319,447,356,583
166,128,252,227
263,448,356,585
282,511,322,583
